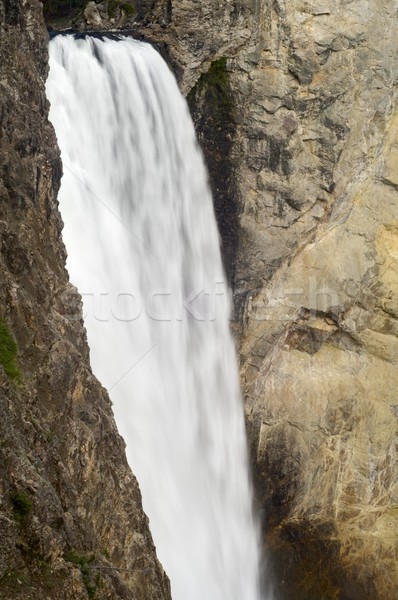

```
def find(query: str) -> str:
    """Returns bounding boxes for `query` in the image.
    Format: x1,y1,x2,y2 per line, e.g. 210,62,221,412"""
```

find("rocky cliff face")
234,3,398,599
0,2,171,598
155,1,398,597
150,3,398,593
3,0,398,599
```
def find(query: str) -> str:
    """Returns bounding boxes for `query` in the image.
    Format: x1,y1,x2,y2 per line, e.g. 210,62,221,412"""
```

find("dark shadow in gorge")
186,58,240,294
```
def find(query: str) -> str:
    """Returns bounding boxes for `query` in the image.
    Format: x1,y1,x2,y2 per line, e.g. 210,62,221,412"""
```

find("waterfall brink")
47,35,263,600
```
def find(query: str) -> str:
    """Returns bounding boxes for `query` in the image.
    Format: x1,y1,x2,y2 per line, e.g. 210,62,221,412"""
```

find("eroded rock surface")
154,1,398,597
236,2,398,598
0,1,170,598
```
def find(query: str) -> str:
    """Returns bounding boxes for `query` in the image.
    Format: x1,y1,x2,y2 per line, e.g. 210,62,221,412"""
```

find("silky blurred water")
46,35,263,600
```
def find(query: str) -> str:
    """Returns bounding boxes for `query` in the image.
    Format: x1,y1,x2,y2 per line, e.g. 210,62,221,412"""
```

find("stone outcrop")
0,1,170,598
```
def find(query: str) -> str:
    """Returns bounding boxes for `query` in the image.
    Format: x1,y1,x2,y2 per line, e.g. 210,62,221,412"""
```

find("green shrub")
66,551,97,598
123,2,136,16
108,0,136,18
0,319,20,381
108,0,119,17
11,491,32,521
187,57,233,116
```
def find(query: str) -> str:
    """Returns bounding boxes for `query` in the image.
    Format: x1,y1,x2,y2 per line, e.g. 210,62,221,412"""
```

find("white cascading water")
46,35,263,600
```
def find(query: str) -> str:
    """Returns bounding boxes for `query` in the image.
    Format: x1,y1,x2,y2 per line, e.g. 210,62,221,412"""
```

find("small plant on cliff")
108,0,119,17
123,2,135,16
187,57,233,117
108,0,136,18
11,490,33,522
205,57,230,89
0,319,21,381
66,550,97,598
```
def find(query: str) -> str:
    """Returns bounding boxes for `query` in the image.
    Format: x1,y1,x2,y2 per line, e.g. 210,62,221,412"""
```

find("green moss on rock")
0,319,21,381
187,57,233,116
66,550,98,598
108,0,136,18
187,57,239,286
11,490,33,521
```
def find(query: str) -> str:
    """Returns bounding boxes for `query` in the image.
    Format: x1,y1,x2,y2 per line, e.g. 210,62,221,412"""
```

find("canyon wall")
2,0,397,599
0,1,170,598
163,1,398,597
152,2,398,595
233,2,398,599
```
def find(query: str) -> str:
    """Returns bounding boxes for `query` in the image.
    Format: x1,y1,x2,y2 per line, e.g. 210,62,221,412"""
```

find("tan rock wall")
240,50,398,600
171,1,398,596
232,0,398,291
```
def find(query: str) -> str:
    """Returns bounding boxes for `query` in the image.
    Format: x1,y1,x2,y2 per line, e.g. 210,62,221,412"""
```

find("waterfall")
46,35,263,600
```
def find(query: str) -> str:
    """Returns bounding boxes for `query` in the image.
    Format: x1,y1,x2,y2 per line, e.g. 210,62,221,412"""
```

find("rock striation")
0,1,170,598
234,3,398,598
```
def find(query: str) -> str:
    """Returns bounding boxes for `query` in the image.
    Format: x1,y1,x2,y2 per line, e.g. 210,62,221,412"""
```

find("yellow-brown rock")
241,105,398,600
